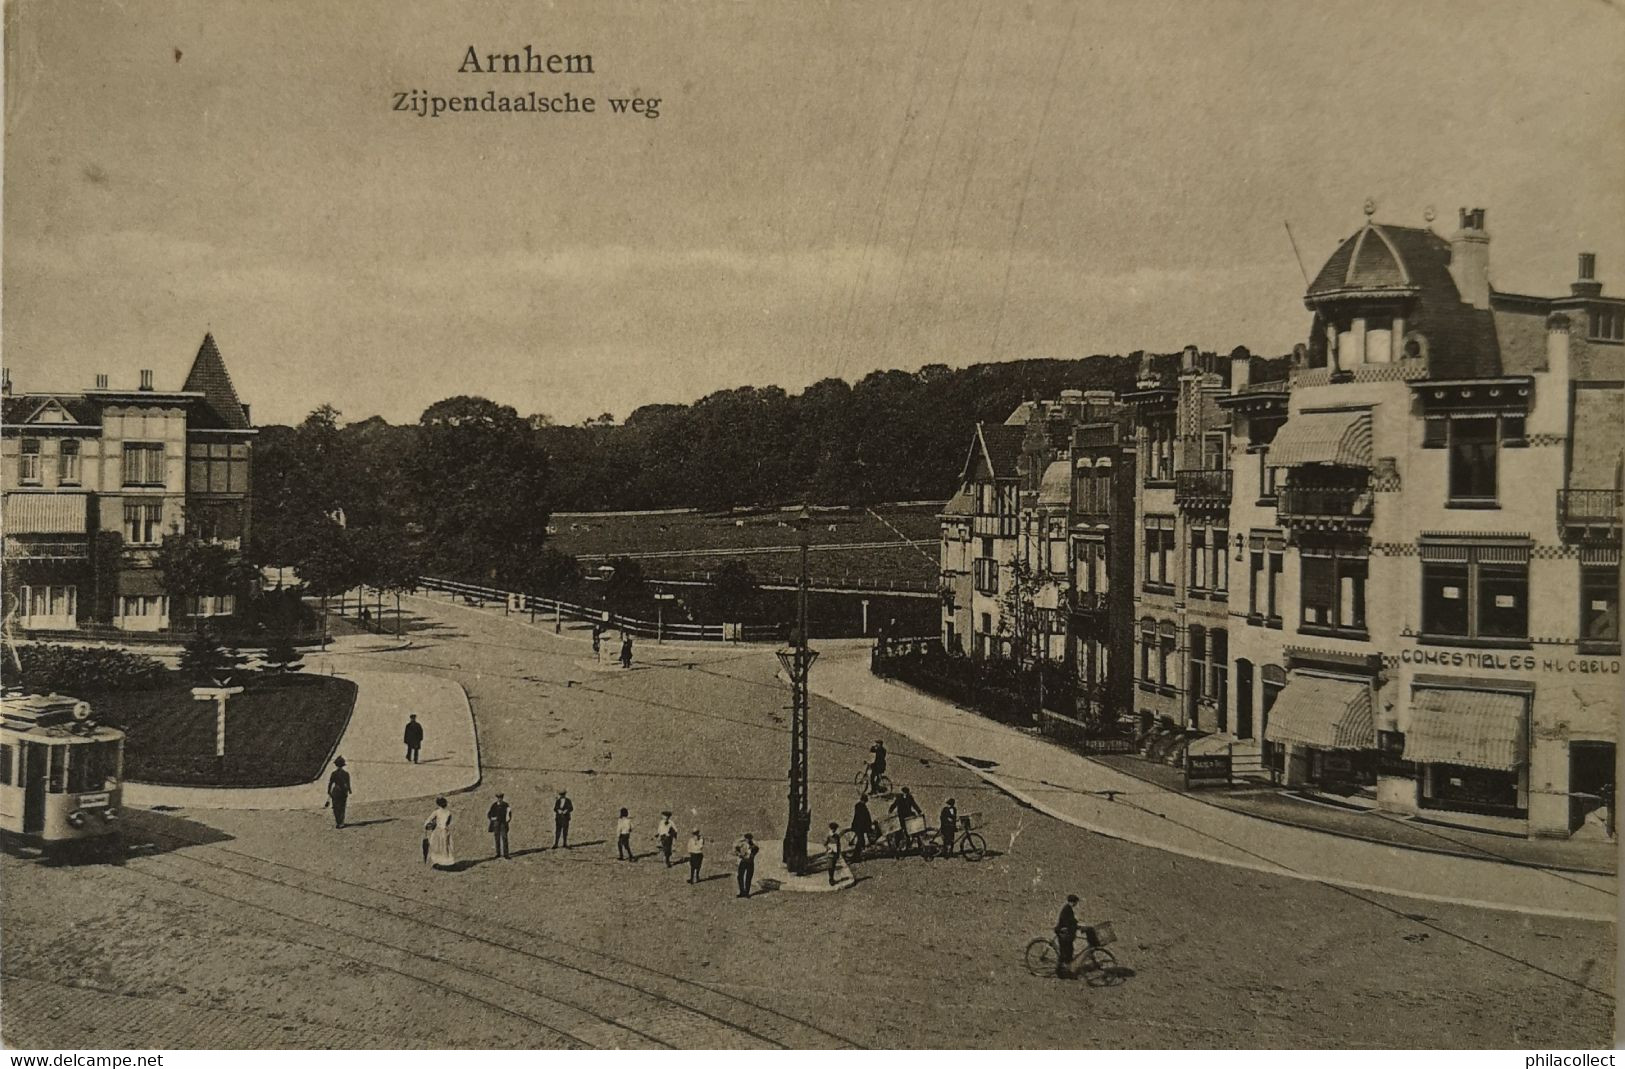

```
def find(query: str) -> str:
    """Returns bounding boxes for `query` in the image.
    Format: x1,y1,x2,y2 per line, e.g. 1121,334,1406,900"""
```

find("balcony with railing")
1557,489,1622,536
1174,468,1232,508
1276,485,1373,530
1067,588,1109,615
2,537,89,561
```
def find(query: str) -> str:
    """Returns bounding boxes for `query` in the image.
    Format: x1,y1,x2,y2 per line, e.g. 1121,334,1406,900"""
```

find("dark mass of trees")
249,351,1276,590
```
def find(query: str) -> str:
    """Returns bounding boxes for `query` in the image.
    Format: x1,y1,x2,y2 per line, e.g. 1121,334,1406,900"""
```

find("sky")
4,0,1624,428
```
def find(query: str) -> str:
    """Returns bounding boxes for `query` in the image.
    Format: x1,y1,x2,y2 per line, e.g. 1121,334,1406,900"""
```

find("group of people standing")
590,625,635,669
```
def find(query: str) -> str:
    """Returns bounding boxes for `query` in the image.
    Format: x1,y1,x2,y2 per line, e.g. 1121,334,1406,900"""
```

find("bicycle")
922,813,988,861
1023,921,1121,985
854,764,892,795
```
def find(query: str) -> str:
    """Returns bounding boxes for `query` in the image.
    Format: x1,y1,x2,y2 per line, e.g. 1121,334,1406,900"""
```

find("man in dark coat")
326,757,352,828
850,794,876,853
488,793,513,859
403,715,424,763
869,740,888,794
1054,894,1081,978
939,797,959,855
553,789,573,848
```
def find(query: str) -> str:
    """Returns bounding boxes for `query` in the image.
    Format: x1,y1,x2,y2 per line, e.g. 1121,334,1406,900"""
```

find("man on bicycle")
868,740,887,794
1054,894,1081,979
888,787,919,854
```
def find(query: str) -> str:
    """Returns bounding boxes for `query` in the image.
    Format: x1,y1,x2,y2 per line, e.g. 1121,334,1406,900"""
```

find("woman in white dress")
425,796,455,869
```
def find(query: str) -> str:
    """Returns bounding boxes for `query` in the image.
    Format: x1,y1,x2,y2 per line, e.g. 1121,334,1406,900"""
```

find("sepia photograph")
1,0,1620,1055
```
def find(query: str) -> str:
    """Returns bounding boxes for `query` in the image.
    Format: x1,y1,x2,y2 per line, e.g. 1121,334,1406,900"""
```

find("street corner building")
934,206,1623,841
1,333,256,634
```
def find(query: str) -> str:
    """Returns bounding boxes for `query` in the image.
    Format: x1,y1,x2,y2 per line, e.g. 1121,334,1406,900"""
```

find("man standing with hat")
553,789,573,848
488,792,513,859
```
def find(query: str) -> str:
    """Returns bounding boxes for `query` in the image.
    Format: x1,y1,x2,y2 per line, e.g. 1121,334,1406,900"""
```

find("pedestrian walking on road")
850,794,876,854
425,797,455,870
655,810,678,867
488,793,512,859
733,833,758,897
616,808,635,860
325,756,351,828
553,790,573,848
592,625,603,657
403,714,424,763
619,633,634,669
1054,894,1081,979
687,829,705,884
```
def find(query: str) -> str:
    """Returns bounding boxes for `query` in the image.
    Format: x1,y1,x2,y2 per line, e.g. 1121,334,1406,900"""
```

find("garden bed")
86,674,358,788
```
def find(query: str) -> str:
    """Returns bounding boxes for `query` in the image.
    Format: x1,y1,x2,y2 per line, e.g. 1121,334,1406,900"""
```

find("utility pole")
776,503,816,873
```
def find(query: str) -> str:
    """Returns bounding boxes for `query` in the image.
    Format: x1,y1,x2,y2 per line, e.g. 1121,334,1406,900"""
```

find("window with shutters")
18,439,41,484
1299,548,1368,637
122,442,167,487
58,439,80,484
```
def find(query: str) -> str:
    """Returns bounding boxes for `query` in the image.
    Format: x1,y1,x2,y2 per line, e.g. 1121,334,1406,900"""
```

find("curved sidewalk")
812,649,1618,923
124,670,478,811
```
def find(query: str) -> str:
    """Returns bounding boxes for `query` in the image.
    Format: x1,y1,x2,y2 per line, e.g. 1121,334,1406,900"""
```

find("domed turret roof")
1307,222,1424,300
1037,460,1071,509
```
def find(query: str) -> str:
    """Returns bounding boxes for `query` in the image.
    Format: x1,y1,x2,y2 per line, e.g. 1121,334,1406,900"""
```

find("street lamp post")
775,503,816,873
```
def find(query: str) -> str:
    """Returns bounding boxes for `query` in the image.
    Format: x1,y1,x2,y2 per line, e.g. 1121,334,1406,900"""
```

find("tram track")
135,827,865,1049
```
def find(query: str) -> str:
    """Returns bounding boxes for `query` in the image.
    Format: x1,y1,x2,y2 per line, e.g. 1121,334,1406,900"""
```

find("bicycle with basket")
1024,920,1122,984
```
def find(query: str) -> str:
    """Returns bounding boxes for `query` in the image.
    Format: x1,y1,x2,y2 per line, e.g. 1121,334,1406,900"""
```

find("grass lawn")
87,674,358,788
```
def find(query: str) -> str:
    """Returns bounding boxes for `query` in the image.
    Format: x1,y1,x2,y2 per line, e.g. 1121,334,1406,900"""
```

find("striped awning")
1403,688,1526,771
3,493,88,534
1263,675,1375,751
1268,410,1373,468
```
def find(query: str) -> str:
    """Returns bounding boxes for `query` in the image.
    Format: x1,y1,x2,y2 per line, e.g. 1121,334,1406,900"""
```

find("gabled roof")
2,394,99,428
181,333,252,429
958,422,1026,482
940,485,975,517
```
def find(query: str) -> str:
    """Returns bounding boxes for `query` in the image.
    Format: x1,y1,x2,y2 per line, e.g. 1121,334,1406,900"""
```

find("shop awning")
1263,675,1374,750
1402,688,1526,771
3,492,88,534
1268,409,1372,468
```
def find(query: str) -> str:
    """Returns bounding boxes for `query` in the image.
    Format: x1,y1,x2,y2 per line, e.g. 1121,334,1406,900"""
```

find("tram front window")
68,742,119,792
47,745,67,793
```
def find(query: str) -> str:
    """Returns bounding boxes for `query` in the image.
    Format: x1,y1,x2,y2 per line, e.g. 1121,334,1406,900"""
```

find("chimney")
1181,344,1200,373
1532,312,1570,437
1572,252,1603,299
1448,207,1492,309
94,373,109,390
138,369,154,391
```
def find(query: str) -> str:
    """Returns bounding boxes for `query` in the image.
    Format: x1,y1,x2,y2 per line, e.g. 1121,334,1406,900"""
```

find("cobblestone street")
3,599,1614,1048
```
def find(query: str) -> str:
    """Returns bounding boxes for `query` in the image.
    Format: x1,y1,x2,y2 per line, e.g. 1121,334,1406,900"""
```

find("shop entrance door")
1569,742,1615,835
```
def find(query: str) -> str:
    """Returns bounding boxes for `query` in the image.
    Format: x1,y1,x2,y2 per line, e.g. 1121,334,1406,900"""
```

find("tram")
0,691,125,851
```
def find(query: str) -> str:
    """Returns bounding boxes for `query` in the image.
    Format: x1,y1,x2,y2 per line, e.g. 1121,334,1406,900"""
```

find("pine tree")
262,628,304,677
179,625,246,686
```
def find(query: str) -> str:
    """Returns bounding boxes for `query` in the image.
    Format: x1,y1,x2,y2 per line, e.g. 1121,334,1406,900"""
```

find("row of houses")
938,208,1622,841
0,334,256,632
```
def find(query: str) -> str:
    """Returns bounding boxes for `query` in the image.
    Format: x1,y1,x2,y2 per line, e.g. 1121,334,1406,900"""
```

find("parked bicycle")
1024,921,1122,984
922,812,988,861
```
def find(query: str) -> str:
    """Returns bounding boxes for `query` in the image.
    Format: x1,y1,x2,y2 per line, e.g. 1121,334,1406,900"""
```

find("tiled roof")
2,394,99,427
181,333,251,429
